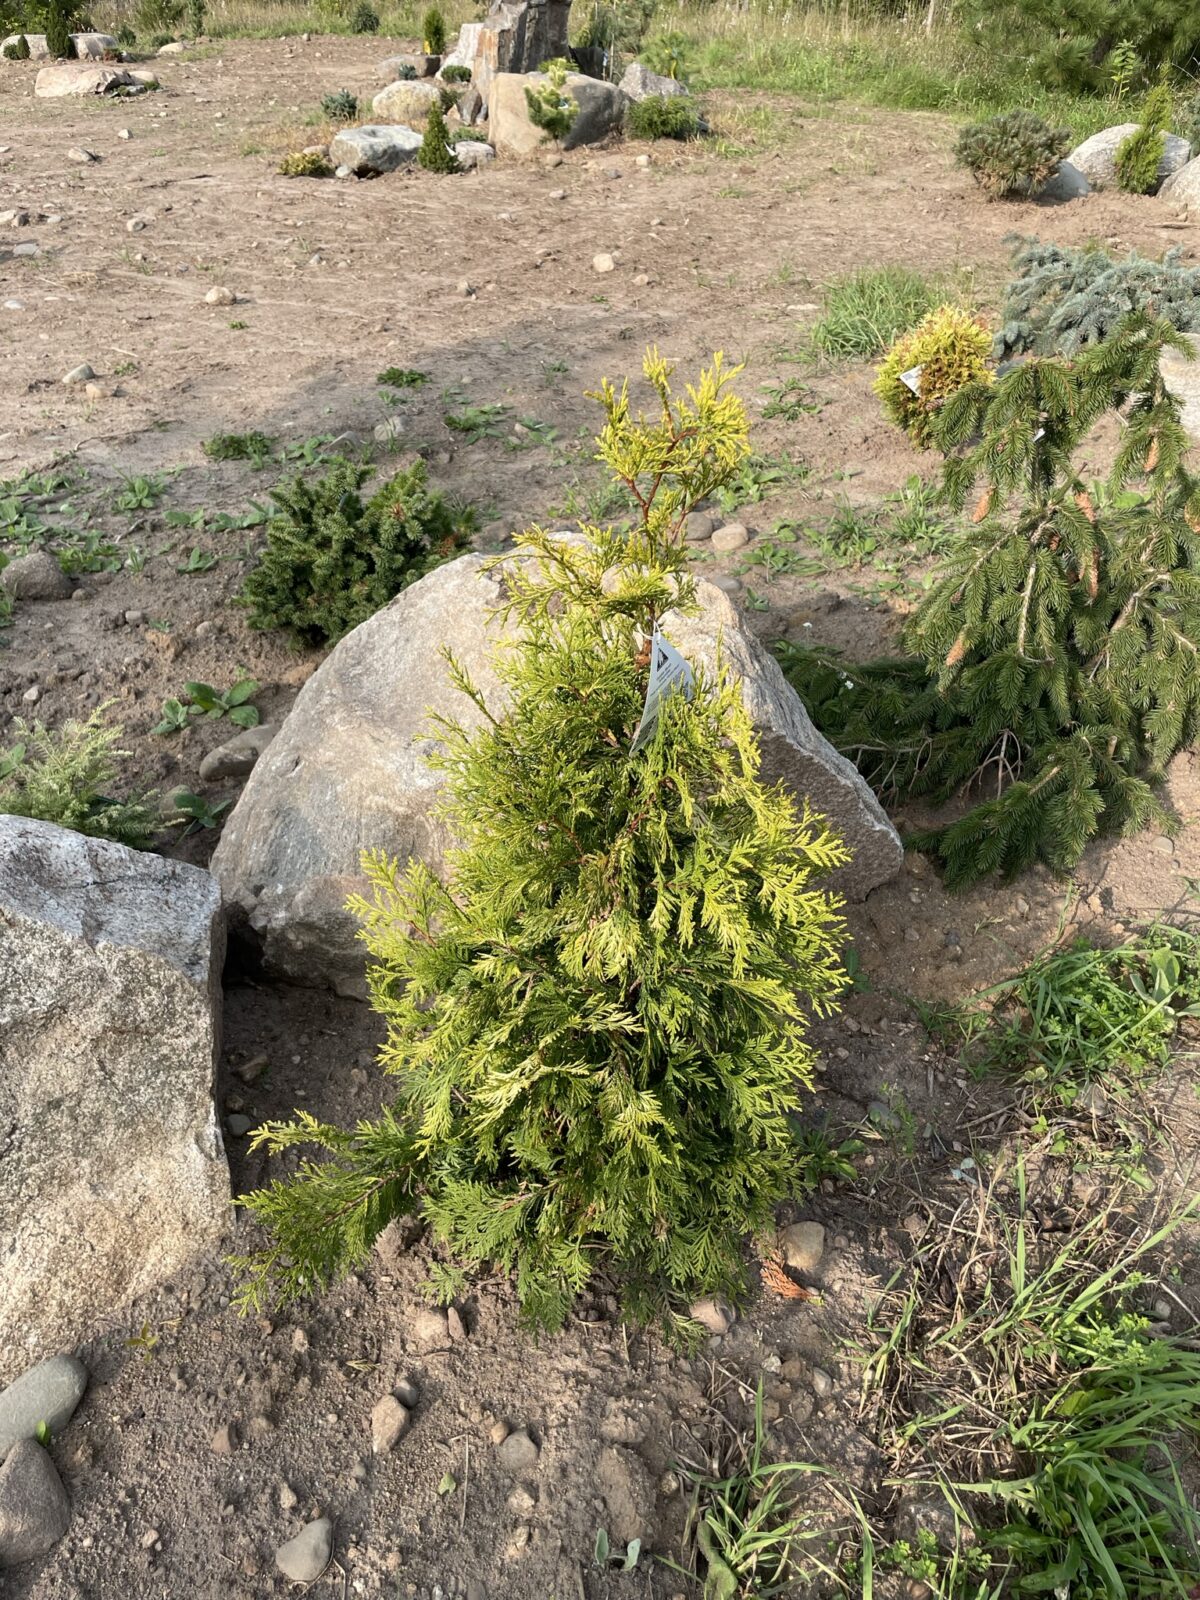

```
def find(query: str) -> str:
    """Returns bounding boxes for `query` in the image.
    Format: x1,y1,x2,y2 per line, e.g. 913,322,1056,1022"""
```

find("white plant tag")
1033,426,1046,442
899,364,924,395
630,627,695,755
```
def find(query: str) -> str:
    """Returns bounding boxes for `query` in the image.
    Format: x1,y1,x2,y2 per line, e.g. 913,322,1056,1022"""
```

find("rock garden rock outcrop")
488,70,627,155
1068,124,1191,191
0,816,228,1381
329,124,423,175
467,0,571,100
371,77,441,124
33,62,139,97
211,554,903,992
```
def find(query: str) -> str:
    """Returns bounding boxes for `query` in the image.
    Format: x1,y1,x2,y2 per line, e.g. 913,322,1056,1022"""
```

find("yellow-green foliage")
875,304,993,449
1115,83,1172,194
278,149,333,177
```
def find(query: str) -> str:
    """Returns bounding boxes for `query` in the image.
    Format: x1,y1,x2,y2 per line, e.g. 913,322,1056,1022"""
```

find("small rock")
275,1515,333,1583
711,521,749,553
632,272,649,286
66,146,98,163
3,300,24,312
684,511,715,543
0,1439,71,1567
456,278,475,296
393,1375,419,1408
21,686,39,706
198,724,276,783
811,1368,834,1398
688,1296,734,1336
488,1420,510,1446
117,127,131,139
447,1305,466,1341
225,1114,253,1137
210,1422,237,1455
370,1395,410,1455
84,382,104,401
409,1307,449,1348
1152,835,1175,856
635,152,650,167
278,1482,298,1511
126,211,154,232
543,152,563,168
204,285,236,306
549,187,566,200
497,1430,539,1473
0,550,72,602
1077,1082,1108,1118
789,1391,815,1425
0,1355,88,1463
778,1221,825,1274
506,1485,535,1514
1153,1296,1173,1321
707,573,741,598
592,252,615,274
62,364,94,386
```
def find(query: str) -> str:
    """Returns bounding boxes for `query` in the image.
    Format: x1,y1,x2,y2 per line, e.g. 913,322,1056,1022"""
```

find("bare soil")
4,36,1200,1600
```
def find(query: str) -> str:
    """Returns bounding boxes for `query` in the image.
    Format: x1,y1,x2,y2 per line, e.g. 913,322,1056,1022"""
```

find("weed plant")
807,267,943,363
0,710,156,846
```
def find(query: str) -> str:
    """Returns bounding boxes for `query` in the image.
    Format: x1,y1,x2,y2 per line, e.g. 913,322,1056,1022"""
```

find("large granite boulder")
329,124,422,175
619,61,688,102
34,61,134,96
0,31,113,57
371,77,441,124
211,555,902,993
467,0,570,100
1160,154,1200,205
1068,123,1191,191
0,817,228,1382
489,69,626,155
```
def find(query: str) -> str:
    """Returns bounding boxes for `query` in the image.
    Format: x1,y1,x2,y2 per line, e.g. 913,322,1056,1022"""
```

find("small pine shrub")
278,149,334,177
954,110,1071,199
421,3,445,53
781,314,1200,888
240,458,474,647
1115,83,1173,194
187,0,203,34
626,94,698,141
0,709,156,846
808,266,941,361
393,60,417,78
997,238,1200,357
320,88,358,122
440,62,470,83
232,350,850,1332
43,0,73,58
350,1,378,33
525,57,577,144
637,29,690,81
874,304,993,449
418,97,458,173
116,22,135,43
6,30,30,56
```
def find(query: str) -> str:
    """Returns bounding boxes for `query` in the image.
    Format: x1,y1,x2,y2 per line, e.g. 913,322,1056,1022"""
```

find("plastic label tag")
899,364,923,395
630,628,695,755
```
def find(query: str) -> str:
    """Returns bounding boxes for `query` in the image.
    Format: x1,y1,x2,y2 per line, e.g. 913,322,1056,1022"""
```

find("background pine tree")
233,352,851,1333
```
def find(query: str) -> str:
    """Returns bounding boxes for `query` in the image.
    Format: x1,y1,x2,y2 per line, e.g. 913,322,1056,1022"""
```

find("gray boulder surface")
212,555,902,992
1068,124,1190,190
0,817,228,1382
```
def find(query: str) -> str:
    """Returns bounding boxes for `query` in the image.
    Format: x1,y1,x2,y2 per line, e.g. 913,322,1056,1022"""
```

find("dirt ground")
5,35,1200,1600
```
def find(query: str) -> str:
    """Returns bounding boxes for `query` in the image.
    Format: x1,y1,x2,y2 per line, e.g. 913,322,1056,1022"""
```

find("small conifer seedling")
421,3,446,53
418,98,459,173
525,57,577,143
233,351,850,1333
1115,82,1172,194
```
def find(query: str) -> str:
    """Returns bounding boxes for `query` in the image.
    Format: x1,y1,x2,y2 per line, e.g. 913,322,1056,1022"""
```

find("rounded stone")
370,1394,410,1455
0,1439,70,1567
0,1356,88,1462
592,252,615,273
496,1429,539,1473
711,521,749,553
275,1515,333,1583
778,1221,825,1274
0,550,72,602
688,1296,734,1336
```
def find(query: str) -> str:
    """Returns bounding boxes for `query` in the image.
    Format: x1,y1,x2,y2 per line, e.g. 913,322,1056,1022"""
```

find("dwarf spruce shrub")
241,458,473,646
782,315,1200,887
320,88,358,122
43,0,73,57
5,30,30,56
441,62,470,83
954,110,1071,199
997,238,1200,357
875,304,993,449
627,94,699,141
350,1,377,32
418,98,458,172
233,352,850,1333
1115,82,1173,193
